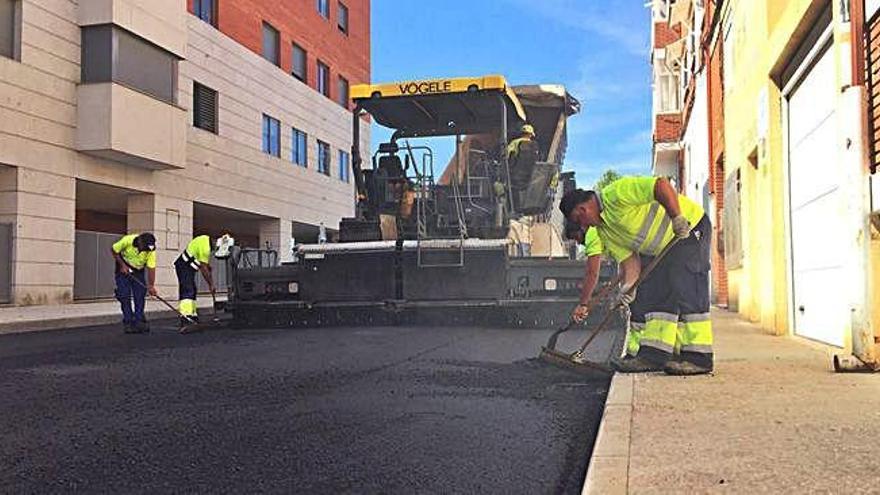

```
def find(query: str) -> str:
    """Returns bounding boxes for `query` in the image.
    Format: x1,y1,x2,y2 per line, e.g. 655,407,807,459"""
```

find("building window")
337,76,349,108
262,22,280,66
292,43,307,82
317,140,330,175
0,0,21,60
291,128,307,167
338,150,350,182
193,82,218,134
193,0,216,27
317,0,330,19
722,18,735,95
338,2,349,34
317,61,330,97
656,70,680,113
262,114,280,157
81,25,177,104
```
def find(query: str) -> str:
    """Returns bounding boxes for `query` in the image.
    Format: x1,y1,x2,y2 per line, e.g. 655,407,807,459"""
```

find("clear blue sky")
370,0,652,188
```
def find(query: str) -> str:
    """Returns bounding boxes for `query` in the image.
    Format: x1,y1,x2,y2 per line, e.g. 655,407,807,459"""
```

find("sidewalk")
584,308,880,494
0,296,223,335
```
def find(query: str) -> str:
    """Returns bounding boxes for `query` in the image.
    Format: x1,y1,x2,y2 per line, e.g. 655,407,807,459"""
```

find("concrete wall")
79,0,187,57
0,0,369,305
76,82,188,169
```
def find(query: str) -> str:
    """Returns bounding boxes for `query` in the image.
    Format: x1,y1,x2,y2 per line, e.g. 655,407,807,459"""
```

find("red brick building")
703,0,728,306
187,0,371,107
650,0,728,306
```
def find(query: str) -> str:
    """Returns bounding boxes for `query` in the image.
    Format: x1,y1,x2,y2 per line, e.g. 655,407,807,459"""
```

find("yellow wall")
723,0,851,337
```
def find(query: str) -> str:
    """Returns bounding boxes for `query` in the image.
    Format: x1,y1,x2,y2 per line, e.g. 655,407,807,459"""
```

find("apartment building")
649,0,728,306
0,0,370,306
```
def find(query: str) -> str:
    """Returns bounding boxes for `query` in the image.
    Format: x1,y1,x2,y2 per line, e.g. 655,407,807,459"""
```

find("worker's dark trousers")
174,256,198,317
628,214,713,369
115,267,146,325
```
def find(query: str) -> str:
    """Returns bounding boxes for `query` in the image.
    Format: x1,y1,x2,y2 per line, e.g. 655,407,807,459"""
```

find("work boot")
664,361,713,376
133,320,151,333
123,323,137,334
179,315,198,327
611,355,665,373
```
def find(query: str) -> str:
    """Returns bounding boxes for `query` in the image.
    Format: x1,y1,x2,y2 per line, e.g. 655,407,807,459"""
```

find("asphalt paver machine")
224,75,615,329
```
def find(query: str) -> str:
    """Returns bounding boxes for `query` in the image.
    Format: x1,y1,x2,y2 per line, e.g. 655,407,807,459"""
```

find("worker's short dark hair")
564,221,584,242
135,233,157,251
559,189,595,219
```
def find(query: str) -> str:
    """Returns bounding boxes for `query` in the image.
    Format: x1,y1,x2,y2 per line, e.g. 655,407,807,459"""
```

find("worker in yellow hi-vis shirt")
174,234,234,328
560,176,713,376
565,222,643,361
111,232,157,334
563,224,607,324
506,124,536,161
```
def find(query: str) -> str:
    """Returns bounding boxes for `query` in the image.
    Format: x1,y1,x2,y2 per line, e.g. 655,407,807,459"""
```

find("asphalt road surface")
0,318,622,494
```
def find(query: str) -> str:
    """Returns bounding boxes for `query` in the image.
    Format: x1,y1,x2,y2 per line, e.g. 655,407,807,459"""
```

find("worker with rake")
560,176,713,376
175,233,234,329
110,232,158,334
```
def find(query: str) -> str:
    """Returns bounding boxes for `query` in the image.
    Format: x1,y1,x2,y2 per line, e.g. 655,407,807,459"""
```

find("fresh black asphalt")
0,318,621,494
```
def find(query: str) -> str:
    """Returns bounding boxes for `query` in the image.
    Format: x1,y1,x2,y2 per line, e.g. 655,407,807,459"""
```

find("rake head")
538,346,613,375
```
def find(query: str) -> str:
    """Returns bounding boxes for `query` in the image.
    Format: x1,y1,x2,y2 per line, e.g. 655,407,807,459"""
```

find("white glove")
672,215,691,239
617,288,636,307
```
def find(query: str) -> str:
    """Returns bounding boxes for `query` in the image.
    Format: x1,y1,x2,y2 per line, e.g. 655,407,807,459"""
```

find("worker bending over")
111,232,158,334
566,222,643,361
560,176,713,376
564,223,608,323
175,234,234,327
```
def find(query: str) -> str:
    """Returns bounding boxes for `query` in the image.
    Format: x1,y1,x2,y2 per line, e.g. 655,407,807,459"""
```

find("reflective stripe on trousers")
680,312,713,356
639,312,678,356
626,321,645,357
179,298,198,317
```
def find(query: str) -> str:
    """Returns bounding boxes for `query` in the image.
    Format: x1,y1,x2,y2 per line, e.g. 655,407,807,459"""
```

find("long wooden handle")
575,238,681,355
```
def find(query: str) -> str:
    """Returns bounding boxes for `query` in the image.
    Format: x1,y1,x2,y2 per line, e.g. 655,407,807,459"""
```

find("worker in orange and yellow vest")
560,176,713,376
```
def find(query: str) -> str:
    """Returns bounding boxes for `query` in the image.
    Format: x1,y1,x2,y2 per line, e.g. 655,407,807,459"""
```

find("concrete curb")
0,307,184,335
582,373,633,495
0,299,223,336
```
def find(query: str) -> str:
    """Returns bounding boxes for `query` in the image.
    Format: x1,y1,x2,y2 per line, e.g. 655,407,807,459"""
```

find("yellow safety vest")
596,176,704,262
506,136,533,159
112,234,156,270
583,227,604,258
180,235,212,270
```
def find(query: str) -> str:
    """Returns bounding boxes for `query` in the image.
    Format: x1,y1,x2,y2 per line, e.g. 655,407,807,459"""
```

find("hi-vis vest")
584,227,604,258
596,176,704,263
112,234,157,270
180,235,211,271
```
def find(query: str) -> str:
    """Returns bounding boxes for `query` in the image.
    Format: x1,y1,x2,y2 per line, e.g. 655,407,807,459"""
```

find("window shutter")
193,82,218,134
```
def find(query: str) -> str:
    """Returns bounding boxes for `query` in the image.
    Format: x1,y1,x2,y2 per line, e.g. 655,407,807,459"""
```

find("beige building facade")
0,0,369,305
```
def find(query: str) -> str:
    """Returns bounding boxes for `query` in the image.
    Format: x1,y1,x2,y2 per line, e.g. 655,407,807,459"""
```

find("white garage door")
787,41,846,347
